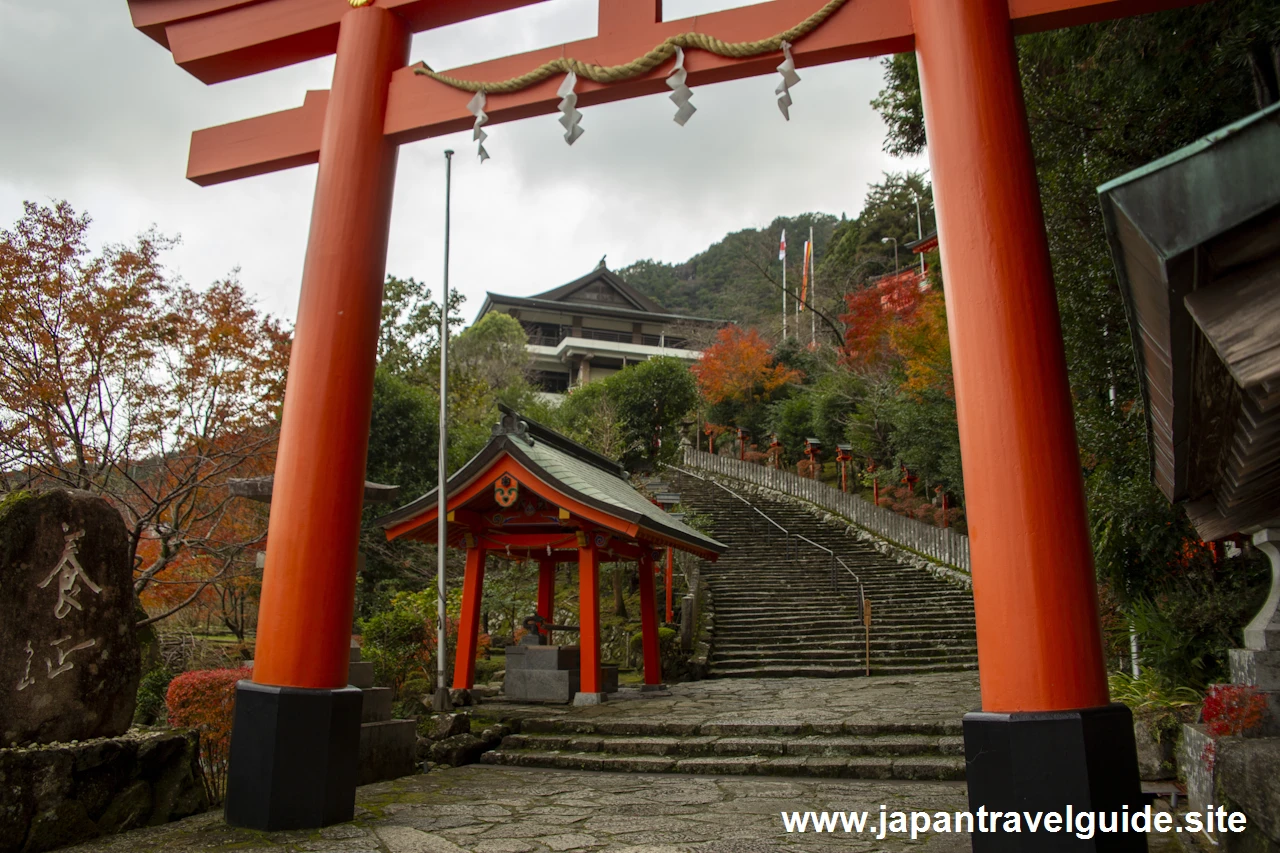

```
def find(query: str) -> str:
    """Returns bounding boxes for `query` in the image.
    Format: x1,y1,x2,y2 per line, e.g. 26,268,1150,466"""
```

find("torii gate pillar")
223,7,410,832
912,0,1141,844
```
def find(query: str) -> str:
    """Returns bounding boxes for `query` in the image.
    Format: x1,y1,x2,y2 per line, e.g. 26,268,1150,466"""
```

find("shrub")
133,666,175,725
166,666,249,805
1201,684,1267,738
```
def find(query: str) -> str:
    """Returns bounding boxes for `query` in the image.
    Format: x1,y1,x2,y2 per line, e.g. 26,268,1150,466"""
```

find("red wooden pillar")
251,6,409,691
536,556,556,630
911,0,1136,831
912,0,1107,716
225,6,410,831
453,546,487,689
637,553,663,687
577,539,603,700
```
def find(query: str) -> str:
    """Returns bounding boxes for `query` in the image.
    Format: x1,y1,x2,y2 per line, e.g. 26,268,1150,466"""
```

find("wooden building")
475,262,726,395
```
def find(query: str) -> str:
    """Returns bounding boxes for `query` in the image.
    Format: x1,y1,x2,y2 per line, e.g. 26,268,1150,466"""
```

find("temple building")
474,261,726,395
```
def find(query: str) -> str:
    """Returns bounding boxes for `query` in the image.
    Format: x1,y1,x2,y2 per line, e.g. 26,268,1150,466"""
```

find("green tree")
451,312,530,396
378,275,464,379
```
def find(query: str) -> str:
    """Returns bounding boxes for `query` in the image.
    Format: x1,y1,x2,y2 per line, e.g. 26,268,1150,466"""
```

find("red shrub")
166,666,250,804
1200,684,1268,772
1202,684,1266,738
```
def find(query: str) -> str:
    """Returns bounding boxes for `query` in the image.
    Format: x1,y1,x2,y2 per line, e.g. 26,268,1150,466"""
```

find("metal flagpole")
433,149,455,712
780,229,787,339
809,225,816,344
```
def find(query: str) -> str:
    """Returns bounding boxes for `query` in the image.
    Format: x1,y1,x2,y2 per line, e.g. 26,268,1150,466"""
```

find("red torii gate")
130,0,1204,843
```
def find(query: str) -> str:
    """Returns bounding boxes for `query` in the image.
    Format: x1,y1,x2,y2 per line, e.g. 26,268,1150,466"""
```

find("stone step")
348,660,375,689
709,652,977,666
357,718,417,786
707,662,979,678
510,716,962,738
712,636,977,651
711,648,978,663
480,749,966,781
713,623,977,638
361,686,393,723
499,731,964,759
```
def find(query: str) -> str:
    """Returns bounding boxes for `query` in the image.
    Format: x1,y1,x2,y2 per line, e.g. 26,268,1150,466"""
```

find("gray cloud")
0,0,926,325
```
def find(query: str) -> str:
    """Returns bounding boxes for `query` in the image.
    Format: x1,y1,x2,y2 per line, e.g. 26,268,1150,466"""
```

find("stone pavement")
57,674,1189,853
59,764,1190,853
64,766,974,852
476,673,984,734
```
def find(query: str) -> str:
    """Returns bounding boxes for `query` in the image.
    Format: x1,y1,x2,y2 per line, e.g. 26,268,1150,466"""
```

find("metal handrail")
666,464,865,622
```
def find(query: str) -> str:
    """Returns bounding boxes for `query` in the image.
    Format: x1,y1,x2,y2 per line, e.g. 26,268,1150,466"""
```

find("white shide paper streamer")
558,71,584,145
667,46,696,126
467,90,490,162
775,40,800,120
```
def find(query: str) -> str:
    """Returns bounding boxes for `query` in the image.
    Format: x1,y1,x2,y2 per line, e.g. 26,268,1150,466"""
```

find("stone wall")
0,729,208,853
1214,737,1280,851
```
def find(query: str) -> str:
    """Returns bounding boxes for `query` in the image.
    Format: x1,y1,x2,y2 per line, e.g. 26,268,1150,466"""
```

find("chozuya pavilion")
375,409,725,704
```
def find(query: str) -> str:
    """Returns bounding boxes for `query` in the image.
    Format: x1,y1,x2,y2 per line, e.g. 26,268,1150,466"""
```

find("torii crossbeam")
131,0,1206,844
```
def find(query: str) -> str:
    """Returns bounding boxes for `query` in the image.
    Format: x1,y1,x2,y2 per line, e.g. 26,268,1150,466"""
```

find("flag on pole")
799,240,811,310
778,229,787,260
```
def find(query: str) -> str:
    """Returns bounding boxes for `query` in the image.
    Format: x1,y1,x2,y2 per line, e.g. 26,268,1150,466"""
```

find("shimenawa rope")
412,0,849,94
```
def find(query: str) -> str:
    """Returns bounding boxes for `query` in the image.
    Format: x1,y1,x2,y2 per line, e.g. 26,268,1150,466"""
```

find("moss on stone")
0,489,37,567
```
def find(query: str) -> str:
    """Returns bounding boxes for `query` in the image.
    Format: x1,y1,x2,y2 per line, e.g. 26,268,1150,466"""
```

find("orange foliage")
841,274,953,397
890,289,953,396
692,326,802,406
0,201,290,628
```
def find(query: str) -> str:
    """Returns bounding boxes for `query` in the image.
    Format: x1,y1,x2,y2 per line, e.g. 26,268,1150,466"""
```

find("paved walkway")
476,673,983,734
59,675,1187,852
66,766,973,852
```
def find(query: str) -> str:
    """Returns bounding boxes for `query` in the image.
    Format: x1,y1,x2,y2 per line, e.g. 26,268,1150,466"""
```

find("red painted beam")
184,0,1210,185
153,0,553,84
127,0,259,48
188,90,327,186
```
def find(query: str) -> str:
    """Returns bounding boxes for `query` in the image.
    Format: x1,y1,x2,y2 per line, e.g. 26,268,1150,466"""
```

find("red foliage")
166,666,250,804
840,273,925,369
1202,684,1267,738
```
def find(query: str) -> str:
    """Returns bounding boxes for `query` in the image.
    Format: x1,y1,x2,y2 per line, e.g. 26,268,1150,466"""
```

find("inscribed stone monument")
0,490,141,746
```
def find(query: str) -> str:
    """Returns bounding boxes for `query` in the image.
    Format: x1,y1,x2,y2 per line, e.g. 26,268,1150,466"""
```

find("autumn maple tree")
692,326,802,409
0,200,290,627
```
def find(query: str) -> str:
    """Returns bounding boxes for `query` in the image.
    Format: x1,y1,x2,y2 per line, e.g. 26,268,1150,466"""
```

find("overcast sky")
0,0,926,326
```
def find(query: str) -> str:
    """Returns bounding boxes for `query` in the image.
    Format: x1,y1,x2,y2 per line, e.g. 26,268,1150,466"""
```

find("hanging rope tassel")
775,40,800,120
667,46,696,126
557,71,584,145
467,90,490,162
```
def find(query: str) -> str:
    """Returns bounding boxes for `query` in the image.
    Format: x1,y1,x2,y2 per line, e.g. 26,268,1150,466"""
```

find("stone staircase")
480,712,966,780
348,644,418,785
477,469,977,780
671,470,978,679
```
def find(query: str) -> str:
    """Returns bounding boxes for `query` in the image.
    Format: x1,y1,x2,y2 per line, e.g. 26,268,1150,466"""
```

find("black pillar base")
964,704,1146,852
224,681,363,831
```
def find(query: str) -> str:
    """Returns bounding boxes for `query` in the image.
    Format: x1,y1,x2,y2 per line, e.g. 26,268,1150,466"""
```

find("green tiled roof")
374,413,725,557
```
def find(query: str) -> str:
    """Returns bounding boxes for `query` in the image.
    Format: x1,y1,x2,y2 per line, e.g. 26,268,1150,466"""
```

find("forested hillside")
618,171,934,329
